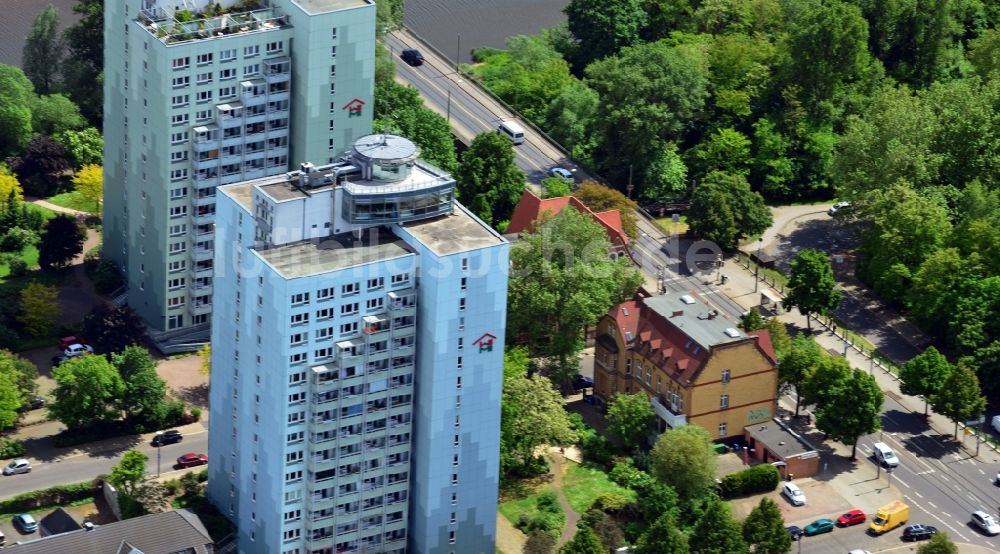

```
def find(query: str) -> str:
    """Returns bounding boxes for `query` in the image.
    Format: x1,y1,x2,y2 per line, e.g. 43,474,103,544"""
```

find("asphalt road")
1,429,209,499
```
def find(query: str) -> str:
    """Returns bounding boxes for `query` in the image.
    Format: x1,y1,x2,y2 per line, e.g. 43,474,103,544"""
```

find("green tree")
373,81,457,172
524,530,556,554
815,368,883,459
907,248,982,330
544,82,600,165
751,117,796,199
198,343,211,376
785,0,871,103
650,425,717,500
634,513,689,554
112,347,168,427
454,132,525,227
969,28,1000,77
507,209,642,381
592,516,625,552
0,369,22,429
742,497,790,554
30,94,86,136
689,500,749,554
558,525,604,554
899,346,952,415
694,127,753,176
501,369,577,473
61,0,104,125
0,351,39,399
643,143,688,202
0,65,35,157
49,354,125,427
22,4,63,94
17,281,61,338
572,181,639,239
542,177,572,199
109,449,148,517
564,0,647,68
783,248,842,331
779,336,822,417
606,392,655,450
71,164,102,211
54,127,103,167
764,317,792,356
10,135,74,197
917,531,959,554
82,304,147,355
742,307,766,331
801,355,852,409
931,362,987,437
39,214,85,270
707,33,775,122
687,171,771,249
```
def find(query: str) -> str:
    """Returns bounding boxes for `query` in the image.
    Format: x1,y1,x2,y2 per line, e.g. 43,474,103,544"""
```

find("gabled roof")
6,509,213,554
506,190,629,248
39,507,81,537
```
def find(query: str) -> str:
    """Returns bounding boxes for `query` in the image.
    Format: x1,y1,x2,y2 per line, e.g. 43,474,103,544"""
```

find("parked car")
13,513,37,533
548,167,574,181
782,482,806,506
902,524,938,541
971,511,1000,535
64,343,94,357
837,509,867,527
848,550,872,554
991,414,1000,434
572,374,594,391
152,429,183,446
872,442,900,467
51,354,71,367
828,201,851,216
16,396,45,413
3,459,32,475
401,49,424,66
57,336,85,350
803,519,835,536
176,453,208,469
786,526,803,541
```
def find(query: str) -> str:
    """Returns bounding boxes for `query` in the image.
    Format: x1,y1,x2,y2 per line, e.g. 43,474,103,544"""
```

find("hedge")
0,481,95,515
720,464,780,498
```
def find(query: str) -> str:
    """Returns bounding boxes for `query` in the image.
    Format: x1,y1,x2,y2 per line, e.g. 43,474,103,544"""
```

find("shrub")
8,258,27,277
719,464,780,498
83,215,101,229
537,491,559,513
0,228,34,252
164,479,182,496
87,258,125,295
579,426,616,467
190,407,202,421
165,400,187,426
196,468,208,483
0,481,93,514
0,438,27,459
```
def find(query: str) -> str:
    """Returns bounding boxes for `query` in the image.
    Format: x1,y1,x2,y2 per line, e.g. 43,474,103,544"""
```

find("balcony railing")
650,395,688,428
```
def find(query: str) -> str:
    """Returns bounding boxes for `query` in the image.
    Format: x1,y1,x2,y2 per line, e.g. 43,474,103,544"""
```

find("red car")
58,336,85,350
176,453,208,469
836,509,866,527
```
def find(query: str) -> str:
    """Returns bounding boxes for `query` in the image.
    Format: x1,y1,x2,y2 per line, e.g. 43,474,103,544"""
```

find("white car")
828,201,851,215
64,343,94,357
972,511,1000,535
782,482,806,506
548,167,574,181
3,459,32,475
848,550,871,554
991,414,1000,434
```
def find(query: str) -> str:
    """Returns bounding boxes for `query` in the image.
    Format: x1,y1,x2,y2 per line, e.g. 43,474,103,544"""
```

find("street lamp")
155,431,163,477
753,238,763,293
715,254,723,284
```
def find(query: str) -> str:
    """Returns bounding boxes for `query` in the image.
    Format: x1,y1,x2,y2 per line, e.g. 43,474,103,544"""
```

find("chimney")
672,310,684,318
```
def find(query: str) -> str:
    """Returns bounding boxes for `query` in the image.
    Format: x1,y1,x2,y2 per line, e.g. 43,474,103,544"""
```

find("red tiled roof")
748,329,777,364
506,190,630,248
611,300,640,341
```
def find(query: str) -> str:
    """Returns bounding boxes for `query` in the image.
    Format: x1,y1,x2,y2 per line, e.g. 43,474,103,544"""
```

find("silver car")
972,511,1000,535
3,459,31,475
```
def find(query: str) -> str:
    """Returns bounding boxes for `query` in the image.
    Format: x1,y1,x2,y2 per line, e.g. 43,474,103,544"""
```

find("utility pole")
446,89,451,123
627,165,634,199
753,238,763,293
456,34,461,72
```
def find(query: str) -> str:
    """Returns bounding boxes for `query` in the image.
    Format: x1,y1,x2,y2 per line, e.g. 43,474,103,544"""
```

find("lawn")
44,191,99,214
0,245,38,279
498,478,565,540
656,214,688,235
561,461,637,514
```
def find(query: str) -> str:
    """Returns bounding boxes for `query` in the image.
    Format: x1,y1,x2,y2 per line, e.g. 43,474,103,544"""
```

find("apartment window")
317,327,334,340
167,296,186,308
721,369,731,384
331,27,338,39
167,315,183,330
341,303,359,316
330,64,336,77
291,292,310,305
456,376,462,389
451,473,459,485
283,509,301,522
170,168,188,181
170,150,188,162
342,283,359,296
720,395,729,409
170,131,189,144
451,492,457,506
221,48,236,61
331,45,337,57
458,317,465,331
168,260,186,272
169,206,188,218
290,313,309,325
171,76,189,88
460,277,467,290
366,297,383,311
244,45,259,57
171,113,190,126
457,356,463,369
367,277,384,290
288,411,305,424
718,422,728,437
243,63,260,77
196,72,212,84
340,322,358,335
266,40,284,53
457,337,464,350
169,187,188,199
219,85,236,98
171,94,189,107
172,56,190,69
315,347,333,359
329,101,337,114
287,431,304,444
196,52,213,65
196,109,213,121
169,224,186,236
461,257,469,271
288,392,306,404
282,528,300,541
289,371,306,385
625,359,632,374
645,367,651,384
459,298,466,311
168,242,187,254
290,332,307,345
168,277,185,290
316,308,333,320
220,67,236,80
317,287,334,300
197,90,213,103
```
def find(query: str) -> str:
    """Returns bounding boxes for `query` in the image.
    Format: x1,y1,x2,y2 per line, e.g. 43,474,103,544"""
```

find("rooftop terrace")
138,4,288,45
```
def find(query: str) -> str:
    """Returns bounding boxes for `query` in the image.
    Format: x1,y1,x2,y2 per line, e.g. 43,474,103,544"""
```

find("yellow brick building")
594,292,778,440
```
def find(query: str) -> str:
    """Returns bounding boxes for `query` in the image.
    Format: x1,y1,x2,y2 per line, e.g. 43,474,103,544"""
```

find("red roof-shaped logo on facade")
343,98,365,117
473,333,496,353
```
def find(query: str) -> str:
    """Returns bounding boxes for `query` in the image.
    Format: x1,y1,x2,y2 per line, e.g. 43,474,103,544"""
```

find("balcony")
190,194,215,209
650,395,688,429
189,300,212,317
362,315,389,337
137,6,289,45
192,246,213,262
194,211,215,226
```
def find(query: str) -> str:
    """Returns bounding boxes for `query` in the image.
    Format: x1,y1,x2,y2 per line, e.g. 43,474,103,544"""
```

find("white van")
782,482,806,506
873,442,899,467
498,120,526,145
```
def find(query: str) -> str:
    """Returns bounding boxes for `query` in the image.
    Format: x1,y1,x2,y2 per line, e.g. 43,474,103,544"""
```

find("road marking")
979,468,986,475
916,469,936,475
928,501,938,508
941,474,951,482
892,476,910,488
968,493,977,502
912,491,923,498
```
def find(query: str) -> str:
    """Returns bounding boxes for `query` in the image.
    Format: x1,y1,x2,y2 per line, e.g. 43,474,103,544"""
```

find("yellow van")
869,500,908,534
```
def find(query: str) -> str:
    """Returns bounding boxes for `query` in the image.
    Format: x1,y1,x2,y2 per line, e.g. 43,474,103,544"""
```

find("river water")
0,0,564,67
404,0,568,63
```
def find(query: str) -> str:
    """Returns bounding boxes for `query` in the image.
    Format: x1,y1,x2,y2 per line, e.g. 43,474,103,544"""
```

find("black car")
152,430,183,446
786,526,803,541
572,374,594,391
902,525,938,541
51,354,70,368
401,49,424,66
17,396,45,413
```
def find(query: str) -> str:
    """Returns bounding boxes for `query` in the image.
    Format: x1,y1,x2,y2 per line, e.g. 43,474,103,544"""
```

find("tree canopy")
454,132,525,227
49,354,126,428
606,392,655,450
687,171,771,248
39,214,85,270
783,248,843,330
742,497,791,554
931,362,987,437
650,425,718,500
899,346,952,415
778,335,823,417
82,304,147,355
